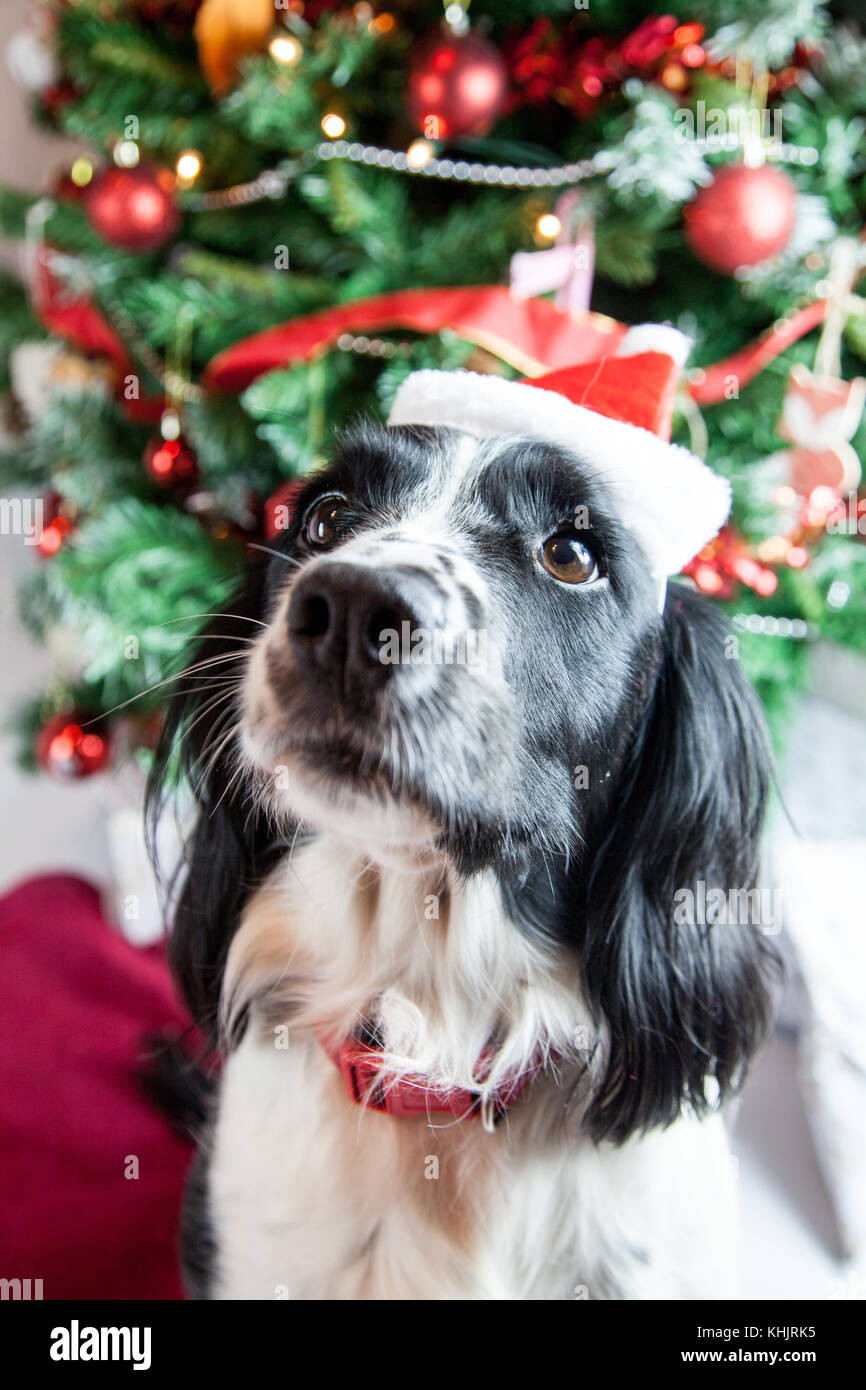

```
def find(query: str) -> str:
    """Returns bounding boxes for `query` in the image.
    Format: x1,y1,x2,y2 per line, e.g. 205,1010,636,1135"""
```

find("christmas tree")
1,0,865,777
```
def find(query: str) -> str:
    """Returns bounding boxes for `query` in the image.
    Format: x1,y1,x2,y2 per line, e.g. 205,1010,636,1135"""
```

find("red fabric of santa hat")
388,324,730,580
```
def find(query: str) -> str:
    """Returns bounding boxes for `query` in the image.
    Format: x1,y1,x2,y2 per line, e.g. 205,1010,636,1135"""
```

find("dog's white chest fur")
205,835,739,1300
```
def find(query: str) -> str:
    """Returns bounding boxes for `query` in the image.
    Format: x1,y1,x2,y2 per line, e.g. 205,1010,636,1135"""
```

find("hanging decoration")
683,163,797,275
194,0,277,96
36,492,76,559
85,164,180,253
406,26,509,139
775,365,865,497
6,24,59,94
509,190,595,318
36,712,112,779
143,431,199,488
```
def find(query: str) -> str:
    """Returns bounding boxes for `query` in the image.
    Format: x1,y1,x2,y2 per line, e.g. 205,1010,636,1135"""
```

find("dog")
149,339,776,1300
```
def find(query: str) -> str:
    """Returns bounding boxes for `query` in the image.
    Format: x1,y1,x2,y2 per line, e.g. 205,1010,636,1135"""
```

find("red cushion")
0,874,193,1300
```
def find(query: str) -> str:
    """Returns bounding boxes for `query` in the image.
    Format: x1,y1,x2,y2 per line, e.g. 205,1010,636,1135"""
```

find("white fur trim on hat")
617,323,692,365
388,369,729,578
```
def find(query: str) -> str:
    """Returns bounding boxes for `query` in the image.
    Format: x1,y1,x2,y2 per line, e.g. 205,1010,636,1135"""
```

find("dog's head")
151,420,776,1142
242,424,663,869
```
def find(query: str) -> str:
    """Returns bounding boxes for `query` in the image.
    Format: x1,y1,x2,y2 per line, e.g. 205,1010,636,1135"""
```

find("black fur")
147,565,280,1040
578,587,775,1142
148,422,777,1155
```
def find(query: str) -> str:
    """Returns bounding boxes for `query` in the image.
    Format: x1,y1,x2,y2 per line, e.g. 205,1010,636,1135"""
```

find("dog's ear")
578,584,777,1144
146,562,276,1042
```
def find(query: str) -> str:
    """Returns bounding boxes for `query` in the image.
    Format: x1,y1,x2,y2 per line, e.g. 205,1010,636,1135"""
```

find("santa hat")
388,325,729,594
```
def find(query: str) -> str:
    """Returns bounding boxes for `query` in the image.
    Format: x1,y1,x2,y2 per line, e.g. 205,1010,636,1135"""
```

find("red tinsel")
504,12,713,119
682,528,779,600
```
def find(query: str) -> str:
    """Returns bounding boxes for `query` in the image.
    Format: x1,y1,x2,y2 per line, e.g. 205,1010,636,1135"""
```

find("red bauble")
406,29,508,139
85,163,180,253
143,433,199,487
36,490,75,558
36,712,112,779
683,164,797,275
263,479,305,541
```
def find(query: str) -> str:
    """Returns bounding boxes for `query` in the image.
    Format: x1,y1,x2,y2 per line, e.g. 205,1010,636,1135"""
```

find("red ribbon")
32,245,132,372
31,248,834,417
201,286,626,393
686,301,828,404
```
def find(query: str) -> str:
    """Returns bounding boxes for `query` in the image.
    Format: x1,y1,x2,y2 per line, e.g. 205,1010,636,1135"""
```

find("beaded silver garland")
182,132,821,211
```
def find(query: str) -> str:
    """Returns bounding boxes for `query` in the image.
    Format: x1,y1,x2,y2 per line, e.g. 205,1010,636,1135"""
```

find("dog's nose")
287,562,446,699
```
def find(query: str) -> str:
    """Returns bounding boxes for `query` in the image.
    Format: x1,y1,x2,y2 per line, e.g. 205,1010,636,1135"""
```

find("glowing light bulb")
175,150,202,182
113,140,140,169
269,36,301,65
536,213,561,240
370,12,395,34
70,157,94,187
321,113,347,138
406,140,433,169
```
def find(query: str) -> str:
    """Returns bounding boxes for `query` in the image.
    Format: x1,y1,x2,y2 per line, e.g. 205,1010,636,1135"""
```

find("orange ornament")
194,0,276,96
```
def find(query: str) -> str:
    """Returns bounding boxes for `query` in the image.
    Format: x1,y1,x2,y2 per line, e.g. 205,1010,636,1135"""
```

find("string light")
175,150,202,184
269,36,301,65
70,157,94,187
536,213,562,240
406,139,434,170
321,113,347,138
370,12,395,34
113,140,140,168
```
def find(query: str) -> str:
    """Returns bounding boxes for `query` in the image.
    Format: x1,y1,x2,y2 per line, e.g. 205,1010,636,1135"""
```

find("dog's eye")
304,494,351,548
538,531,599,585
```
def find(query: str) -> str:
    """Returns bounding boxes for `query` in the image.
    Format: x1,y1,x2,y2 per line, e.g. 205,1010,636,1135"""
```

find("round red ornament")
406,29,508,139
263,479,306,541
36,712,112,779
683,163,797,275
85,163,180,253
144,433,199,487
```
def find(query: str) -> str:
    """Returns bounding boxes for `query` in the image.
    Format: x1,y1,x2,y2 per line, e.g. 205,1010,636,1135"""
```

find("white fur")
207,833,740,1301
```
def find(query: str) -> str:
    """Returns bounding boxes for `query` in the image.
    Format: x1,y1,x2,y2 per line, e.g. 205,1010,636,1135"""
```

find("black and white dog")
150,330,776,1300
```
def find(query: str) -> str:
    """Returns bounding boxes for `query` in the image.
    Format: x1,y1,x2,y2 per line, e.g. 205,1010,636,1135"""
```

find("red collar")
319,1030,536,1130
